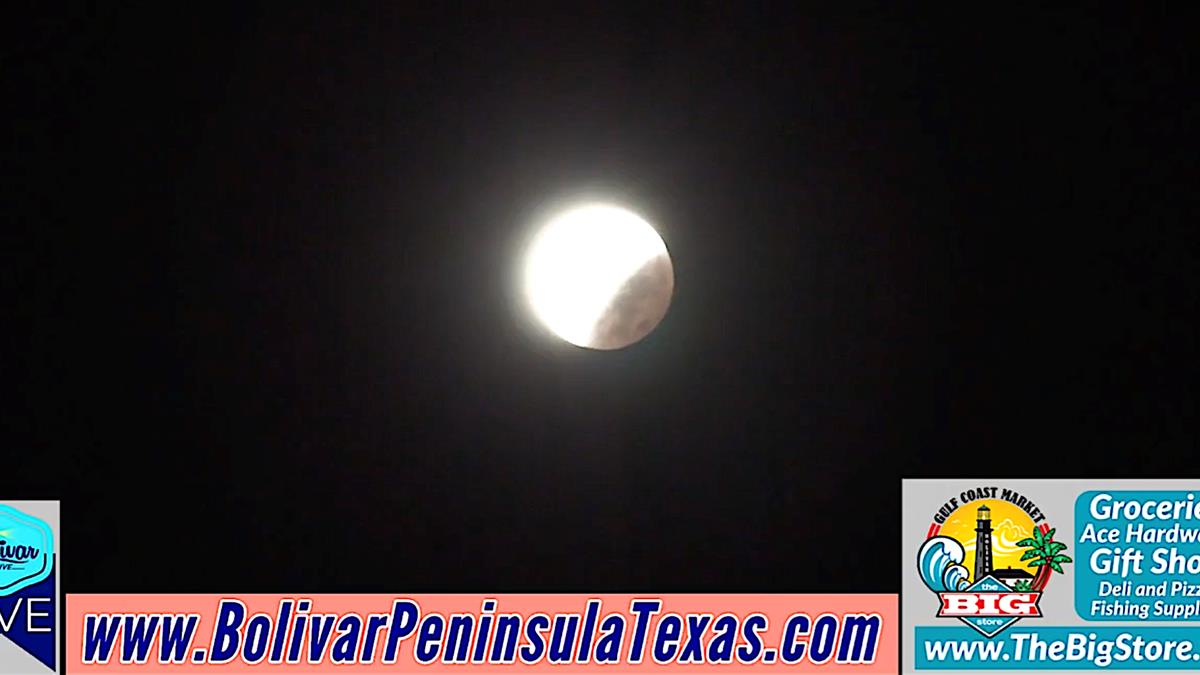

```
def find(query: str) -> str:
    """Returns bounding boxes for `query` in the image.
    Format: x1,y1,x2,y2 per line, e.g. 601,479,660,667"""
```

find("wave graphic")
918,536,971,592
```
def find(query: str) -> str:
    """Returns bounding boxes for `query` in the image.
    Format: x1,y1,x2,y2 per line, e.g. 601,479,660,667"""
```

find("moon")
523,204,674,350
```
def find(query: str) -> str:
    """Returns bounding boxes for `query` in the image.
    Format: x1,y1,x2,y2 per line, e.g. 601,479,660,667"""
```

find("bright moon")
523,204,674,350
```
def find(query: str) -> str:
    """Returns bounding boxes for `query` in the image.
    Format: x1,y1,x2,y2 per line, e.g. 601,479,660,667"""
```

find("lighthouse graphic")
973,504,992,581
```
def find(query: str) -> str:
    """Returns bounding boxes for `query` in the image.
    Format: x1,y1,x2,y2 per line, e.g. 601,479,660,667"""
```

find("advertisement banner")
903,479,1200,672
67,593,897,673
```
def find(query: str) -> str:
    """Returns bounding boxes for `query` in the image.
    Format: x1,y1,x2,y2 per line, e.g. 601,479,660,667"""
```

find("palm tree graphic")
1017,527,1072,591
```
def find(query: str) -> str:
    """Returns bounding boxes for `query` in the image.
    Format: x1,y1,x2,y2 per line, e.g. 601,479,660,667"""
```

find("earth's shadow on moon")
589,252,674,350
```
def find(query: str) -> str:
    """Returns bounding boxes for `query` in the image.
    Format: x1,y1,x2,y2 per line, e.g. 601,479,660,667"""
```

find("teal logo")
0,505,54,596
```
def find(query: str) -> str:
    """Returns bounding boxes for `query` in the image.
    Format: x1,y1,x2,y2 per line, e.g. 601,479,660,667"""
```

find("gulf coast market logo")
0,503,57,673
916,486,1072,638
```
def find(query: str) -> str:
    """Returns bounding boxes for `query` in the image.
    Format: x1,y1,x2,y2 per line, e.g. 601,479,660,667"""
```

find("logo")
916,487,1071,638
0,506,53,594
0,502,58,674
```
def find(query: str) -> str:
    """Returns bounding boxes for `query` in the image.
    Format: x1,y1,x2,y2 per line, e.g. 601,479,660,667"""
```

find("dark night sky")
5,4,1197,593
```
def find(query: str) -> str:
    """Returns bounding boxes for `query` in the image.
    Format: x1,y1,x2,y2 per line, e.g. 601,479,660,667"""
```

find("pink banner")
67,594,897,672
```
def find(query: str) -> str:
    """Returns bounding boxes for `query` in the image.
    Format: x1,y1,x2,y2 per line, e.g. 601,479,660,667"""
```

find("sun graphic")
938,500,1038,583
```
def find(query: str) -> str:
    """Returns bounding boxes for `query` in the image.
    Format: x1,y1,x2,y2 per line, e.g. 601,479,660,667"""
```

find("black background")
5,4,1196,592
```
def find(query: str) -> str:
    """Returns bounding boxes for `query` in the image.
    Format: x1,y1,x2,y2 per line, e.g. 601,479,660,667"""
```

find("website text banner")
67,593,897,673
902,479,1200,674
